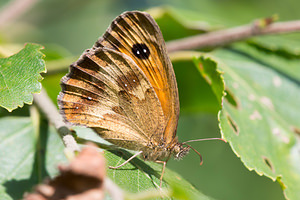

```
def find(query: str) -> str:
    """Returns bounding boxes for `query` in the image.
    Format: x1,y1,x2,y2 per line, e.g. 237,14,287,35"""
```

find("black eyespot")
132,43,150,59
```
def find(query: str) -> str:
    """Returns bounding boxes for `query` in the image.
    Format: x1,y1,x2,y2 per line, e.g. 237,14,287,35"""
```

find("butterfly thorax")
141,139,190,161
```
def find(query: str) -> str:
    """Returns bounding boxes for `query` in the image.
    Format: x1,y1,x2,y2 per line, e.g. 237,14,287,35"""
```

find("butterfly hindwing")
58,47,166,150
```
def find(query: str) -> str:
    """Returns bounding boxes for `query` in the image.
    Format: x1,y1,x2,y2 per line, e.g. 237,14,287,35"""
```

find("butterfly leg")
155,160,166,188
109,151,143,169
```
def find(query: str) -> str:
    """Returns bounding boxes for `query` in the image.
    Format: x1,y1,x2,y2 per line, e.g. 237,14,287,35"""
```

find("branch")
33,89,80,152
33,89,124,200
0,0,39,29
104,178,124,200
166,19,300,52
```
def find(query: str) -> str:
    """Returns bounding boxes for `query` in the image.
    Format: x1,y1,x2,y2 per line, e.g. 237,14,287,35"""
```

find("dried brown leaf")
24,143,105,200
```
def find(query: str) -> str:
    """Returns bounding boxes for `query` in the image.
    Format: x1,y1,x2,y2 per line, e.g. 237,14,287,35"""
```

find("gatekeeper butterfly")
58,11,200,186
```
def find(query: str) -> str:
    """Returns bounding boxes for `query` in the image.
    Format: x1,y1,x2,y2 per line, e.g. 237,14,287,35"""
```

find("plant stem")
166,19,300,52
33,89,80,152
33,89,124,200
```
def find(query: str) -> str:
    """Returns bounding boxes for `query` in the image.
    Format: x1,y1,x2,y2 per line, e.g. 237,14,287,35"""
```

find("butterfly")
58,11,192,186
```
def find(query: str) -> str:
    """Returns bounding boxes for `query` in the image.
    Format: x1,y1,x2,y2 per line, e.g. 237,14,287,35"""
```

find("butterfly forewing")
94,11,180,144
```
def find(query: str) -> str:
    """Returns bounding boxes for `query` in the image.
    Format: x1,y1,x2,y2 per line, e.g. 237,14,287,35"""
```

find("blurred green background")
1,0,298,199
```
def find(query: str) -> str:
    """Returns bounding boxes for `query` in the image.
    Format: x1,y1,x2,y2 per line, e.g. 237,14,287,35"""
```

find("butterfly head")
173,143,190,160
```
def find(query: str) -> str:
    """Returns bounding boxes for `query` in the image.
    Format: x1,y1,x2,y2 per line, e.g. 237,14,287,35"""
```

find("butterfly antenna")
183,143,203,165
183,137,227,144
182,138,226,165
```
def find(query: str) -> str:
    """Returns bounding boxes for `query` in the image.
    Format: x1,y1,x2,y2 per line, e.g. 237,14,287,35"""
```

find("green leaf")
75,127,214,200
194,49,300,199
0,43,46,112
148,7,206,42
42,44,72,61
106,151,210,199
45,124,68,177
0,185,12,200
233,42,300,82
0,115,67,199
42,72,68,104
0,117,35,200
193,56,225,107
247,35,300,59
173,57,219,113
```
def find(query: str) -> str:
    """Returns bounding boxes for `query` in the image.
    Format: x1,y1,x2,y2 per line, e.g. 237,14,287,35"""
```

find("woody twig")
33,89,124,200
33,89,79,152
166,18,300,52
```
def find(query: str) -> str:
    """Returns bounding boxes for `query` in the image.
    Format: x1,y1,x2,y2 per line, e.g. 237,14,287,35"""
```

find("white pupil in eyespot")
132,44,150,59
